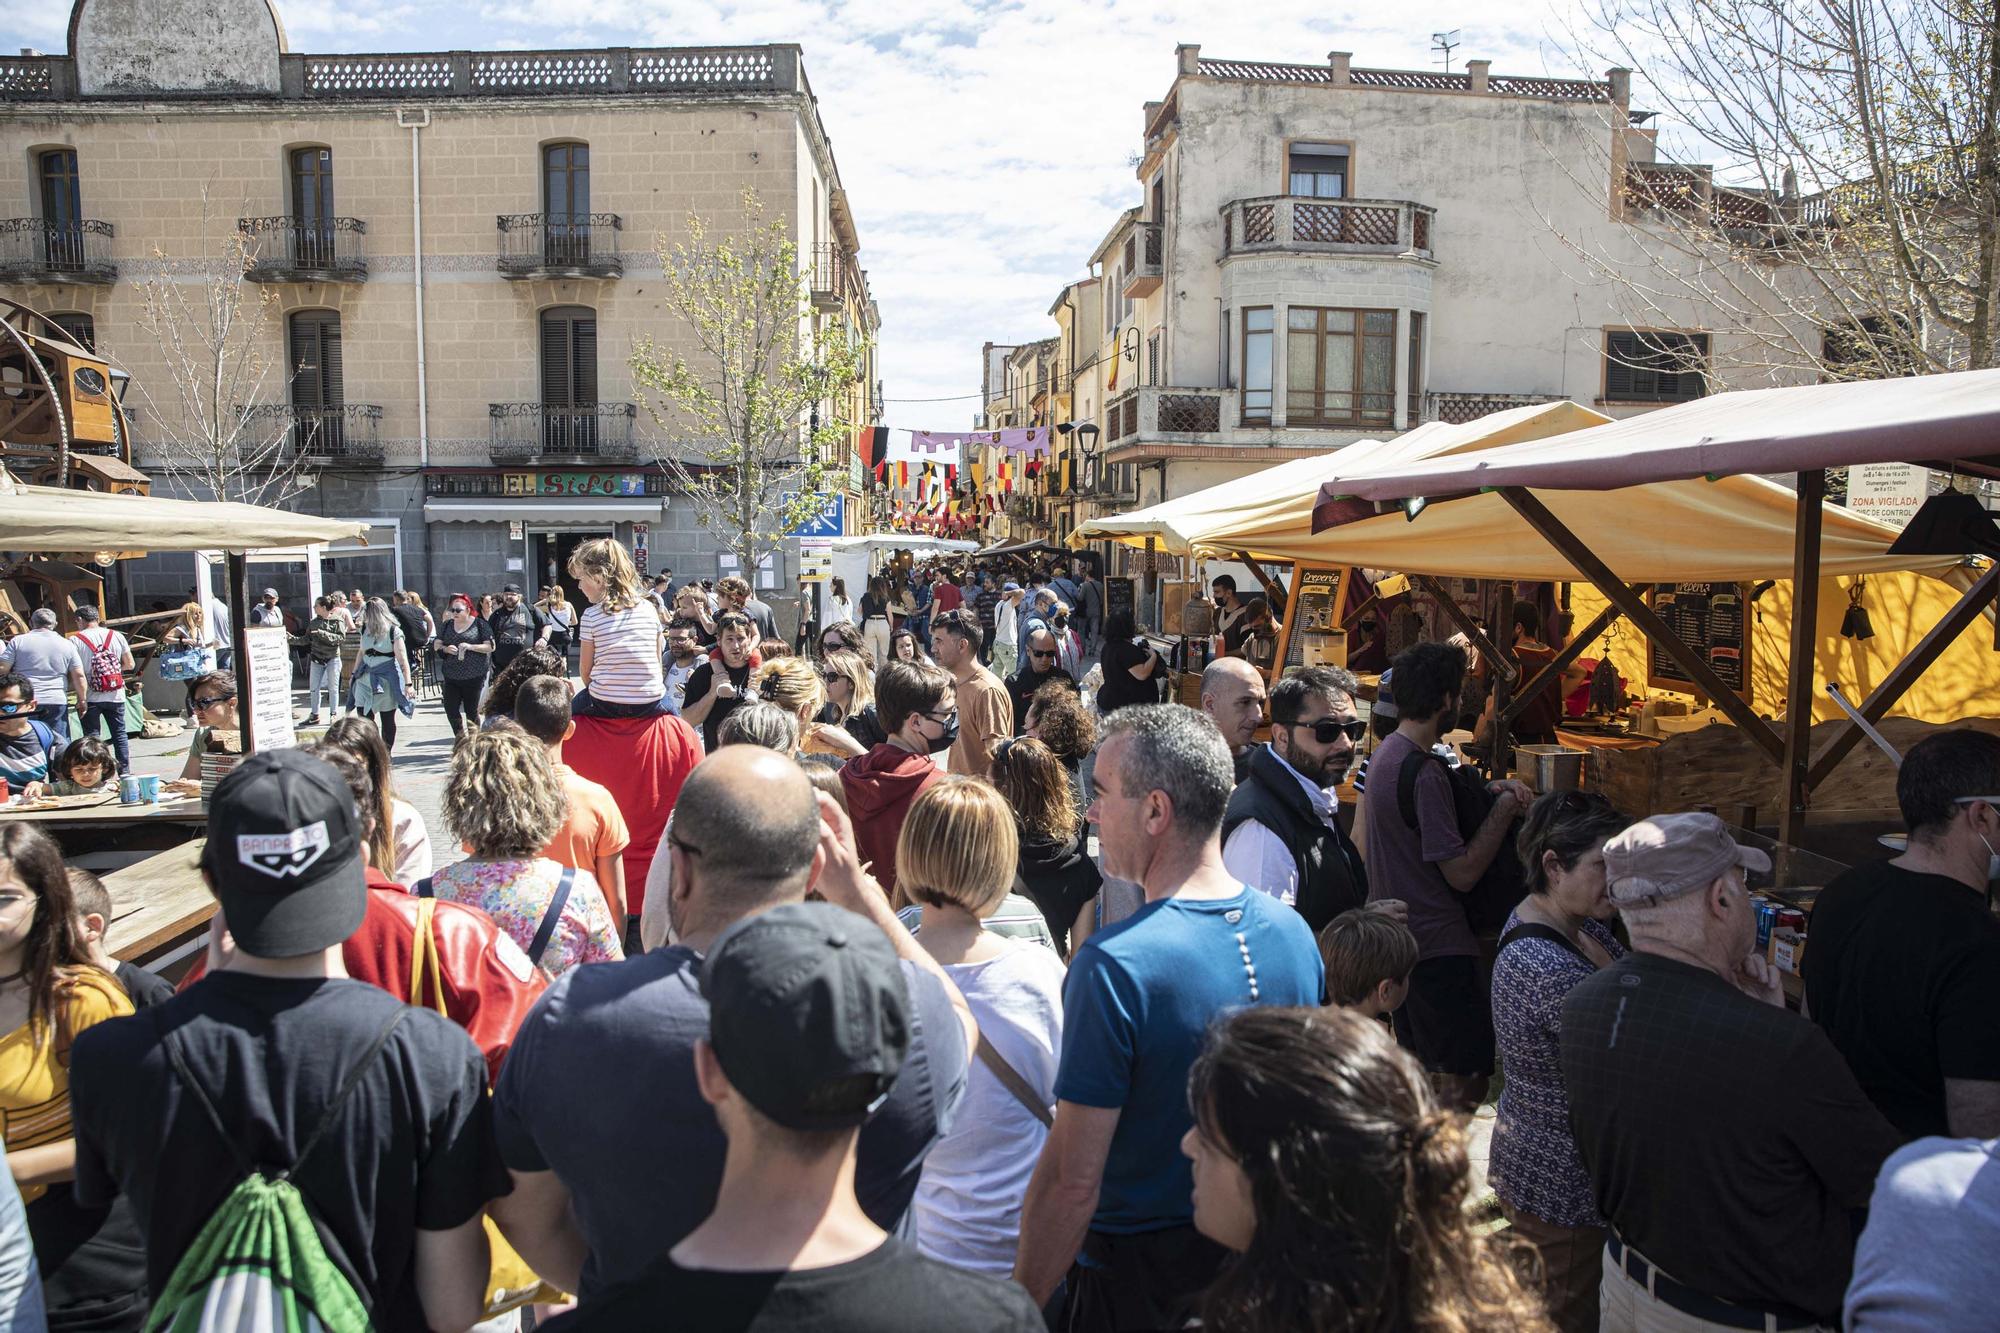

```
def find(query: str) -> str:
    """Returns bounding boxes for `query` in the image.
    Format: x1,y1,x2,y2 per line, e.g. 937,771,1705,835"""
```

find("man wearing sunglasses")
1005,628,1075,736
1220,666,1370,932
0,671,64,799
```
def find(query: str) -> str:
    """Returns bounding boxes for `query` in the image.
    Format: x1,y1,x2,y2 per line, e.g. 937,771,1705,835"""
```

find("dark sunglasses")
1029,649,1056,660
192,693,237,711
1290,717,1367,744
0,701,31,716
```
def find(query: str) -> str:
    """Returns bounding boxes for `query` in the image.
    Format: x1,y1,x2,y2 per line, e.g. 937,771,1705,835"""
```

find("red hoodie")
839,743,942,899
566,711,703,915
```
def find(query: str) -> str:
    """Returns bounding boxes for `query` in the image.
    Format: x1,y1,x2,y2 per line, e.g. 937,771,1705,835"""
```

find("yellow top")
0,967,133,1202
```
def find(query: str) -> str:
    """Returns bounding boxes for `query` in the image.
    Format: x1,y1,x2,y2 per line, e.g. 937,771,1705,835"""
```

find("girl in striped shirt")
568,538,670,718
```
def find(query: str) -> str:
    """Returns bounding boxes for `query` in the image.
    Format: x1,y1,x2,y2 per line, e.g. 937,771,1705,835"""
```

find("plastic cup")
119,774,143,805
138,775,162,803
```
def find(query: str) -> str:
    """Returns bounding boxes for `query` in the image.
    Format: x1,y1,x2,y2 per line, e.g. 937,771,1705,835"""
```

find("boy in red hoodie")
840,659,956,900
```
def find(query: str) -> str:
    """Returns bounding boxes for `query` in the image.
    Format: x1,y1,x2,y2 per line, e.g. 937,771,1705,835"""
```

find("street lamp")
1058,421,1103,495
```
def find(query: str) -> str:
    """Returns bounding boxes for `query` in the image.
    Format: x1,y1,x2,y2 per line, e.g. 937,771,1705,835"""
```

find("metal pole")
226,552,255,755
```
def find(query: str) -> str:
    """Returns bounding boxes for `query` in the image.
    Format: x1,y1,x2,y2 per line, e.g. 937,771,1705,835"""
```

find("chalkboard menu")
1106,577,1136,629
1645,582,1752,703
1285,568,1344,667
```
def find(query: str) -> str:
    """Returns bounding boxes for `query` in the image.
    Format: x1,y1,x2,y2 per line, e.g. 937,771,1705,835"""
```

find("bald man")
490,747,976,1299
1201,655,1268,784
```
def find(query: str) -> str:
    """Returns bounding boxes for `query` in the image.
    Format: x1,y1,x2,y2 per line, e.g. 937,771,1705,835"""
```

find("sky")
5,0,1607,433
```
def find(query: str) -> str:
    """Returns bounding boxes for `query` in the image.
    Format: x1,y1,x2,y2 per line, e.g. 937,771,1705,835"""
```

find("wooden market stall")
1322,368,2000,848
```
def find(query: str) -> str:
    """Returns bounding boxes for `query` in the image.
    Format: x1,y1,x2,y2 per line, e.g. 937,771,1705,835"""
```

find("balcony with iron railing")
239,216,368,282
808,243,850,312
489,402,638,462
0,219,116,283
1220,196,1436,260
240,403,385,462
1122,222,1162,298
497,214,622,279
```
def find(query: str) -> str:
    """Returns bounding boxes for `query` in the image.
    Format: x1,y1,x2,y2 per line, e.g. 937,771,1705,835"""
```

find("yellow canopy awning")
0,475,366,555
1071,401,1611,559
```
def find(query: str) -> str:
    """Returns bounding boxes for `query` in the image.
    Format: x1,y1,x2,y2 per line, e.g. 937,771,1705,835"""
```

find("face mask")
927,714,960,755
1980,832,2000,882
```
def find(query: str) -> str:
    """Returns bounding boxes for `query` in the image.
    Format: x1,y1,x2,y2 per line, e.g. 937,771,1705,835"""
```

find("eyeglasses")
1289,717,1368,745
921,709,958,726
0,701,30,716
192,693,236,711
1029,650,1056,660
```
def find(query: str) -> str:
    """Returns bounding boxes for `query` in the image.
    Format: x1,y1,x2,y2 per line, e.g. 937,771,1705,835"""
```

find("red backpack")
78,629,124,692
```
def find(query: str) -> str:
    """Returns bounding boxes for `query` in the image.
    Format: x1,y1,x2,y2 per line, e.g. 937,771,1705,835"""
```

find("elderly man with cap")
552,894,1042,1331
1559,813,1902,1333
67,750,506,1333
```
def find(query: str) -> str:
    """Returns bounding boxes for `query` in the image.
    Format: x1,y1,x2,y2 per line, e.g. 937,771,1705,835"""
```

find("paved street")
121,684,466,873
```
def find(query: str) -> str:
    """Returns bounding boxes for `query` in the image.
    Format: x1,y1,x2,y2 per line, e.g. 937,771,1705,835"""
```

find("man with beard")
1220,665,1371,933
487,583,552,676
1005,628,1075,735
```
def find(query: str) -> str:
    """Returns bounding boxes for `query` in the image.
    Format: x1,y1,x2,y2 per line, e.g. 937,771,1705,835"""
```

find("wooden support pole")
1492,583,1517,777
1779,470,1825,847
1412,574,1518,684
1807,563,2000,787
1497,487,1784,765
1500,598,1626,727
225,551,255,756
1231,551,1288,608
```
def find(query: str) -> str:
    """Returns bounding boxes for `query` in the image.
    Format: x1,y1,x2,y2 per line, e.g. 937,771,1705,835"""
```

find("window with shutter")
1604,330,1709,402
287,311,344,452
50,313,95,353
540,306,598,451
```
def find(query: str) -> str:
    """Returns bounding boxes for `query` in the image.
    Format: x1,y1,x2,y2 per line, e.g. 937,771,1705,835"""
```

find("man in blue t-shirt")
1014,704,1323,1331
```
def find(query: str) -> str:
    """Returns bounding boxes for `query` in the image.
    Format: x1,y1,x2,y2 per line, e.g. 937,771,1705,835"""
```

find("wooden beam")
1413,574,1517,684
1231,551,1288,607
1808,563,2000,787
1500,598,1626,726
226,552,255,756
1779,470,1826,847
1498,487,1784,765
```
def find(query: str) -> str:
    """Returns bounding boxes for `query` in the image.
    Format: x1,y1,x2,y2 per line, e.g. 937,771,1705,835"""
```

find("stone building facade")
0,0,880,614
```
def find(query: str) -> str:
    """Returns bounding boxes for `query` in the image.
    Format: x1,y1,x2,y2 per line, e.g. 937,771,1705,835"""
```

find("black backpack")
1395,749,1525,935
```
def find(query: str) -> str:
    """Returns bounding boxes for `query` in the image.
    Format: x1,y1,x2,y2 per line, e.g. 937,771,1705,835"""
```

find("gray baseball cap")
1604,812,1771,908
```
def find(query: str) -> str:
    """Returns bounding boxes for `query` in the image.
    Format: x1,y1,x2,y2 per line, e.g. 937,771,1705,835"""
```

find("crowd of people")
1,534,1993,1333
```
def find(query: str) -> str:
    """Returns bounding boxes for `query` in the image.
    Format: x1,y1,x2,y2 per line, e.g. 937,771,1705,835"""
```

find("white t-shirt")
71,629,131,705
392,797,433,887
1,631,84,705
580,602,666,704
910,941,1065,1277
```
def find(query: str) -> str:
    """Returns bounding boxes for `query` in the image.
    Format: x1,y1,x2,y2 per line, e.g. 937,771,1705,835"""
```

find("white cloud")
4,0,1596,428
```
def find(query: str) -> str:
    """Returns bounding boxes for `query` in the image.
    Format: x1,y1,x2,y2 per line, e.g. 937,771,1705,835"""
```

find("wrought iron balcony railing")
240,403,385,462
497,213,623,277
0,219,116,282
489,402,637,461
239,216,368,281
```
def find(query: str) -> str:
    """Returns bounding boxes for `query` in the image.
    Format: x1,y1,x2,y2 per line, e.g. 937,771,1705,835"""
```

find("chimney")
1328,51,1352,85
1143,100,1162,134
1467,59,1491,92
1607,66,1631,108
1176,44,1201,76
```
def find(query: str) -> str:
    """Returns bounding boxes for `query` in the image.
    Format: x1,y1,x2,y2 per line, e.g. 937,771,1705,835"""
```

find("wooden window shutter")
573,315,598,404
289,311,342,409
540,310,574,406
1605,331,1640,399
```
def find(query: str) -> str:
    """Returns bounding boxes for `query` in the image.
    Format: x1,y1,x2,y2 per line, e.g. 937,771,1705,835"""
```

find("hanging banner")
902,427,1052,458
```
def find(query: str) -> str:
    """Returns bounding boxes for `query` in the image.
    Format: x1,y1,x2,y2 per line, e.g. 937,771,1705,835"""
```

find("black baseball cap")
501,583,522,594
700,902,911,1131
202,749,366,958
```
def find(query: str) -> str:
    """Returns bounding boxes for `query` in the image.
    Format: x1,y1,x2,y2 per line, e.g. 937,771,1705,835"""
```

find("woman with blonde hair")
538,583,577,659
821,648,887,749
345,596,415,752
753,656,865,758
568,538,667,718
1186,1006,1552,1332
426,723,623,978
895,777,1065,1278
989,737,1099,956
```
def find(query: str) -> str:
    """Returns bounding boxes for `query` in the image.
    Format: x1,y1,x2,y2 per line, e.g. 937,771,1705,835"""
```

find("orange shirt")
543,762,632,882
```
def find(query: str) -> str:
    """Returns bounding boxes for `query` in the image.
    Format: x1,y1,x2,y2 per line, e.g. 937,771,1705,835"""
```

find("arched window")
288,310,344,450
290,147,336,267
539,305,597,450
543,143,590,265
38,150,83,269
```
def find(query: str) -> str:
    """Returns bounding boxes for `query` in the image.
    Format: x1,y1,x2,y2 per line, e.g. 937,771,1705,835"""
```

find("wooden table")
102,839,214,977
0,793,206,857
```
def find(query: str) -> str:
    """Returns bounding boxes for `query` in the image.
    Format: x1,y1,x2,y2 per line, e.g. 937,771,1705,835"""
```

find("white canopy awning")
423,499,668,525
